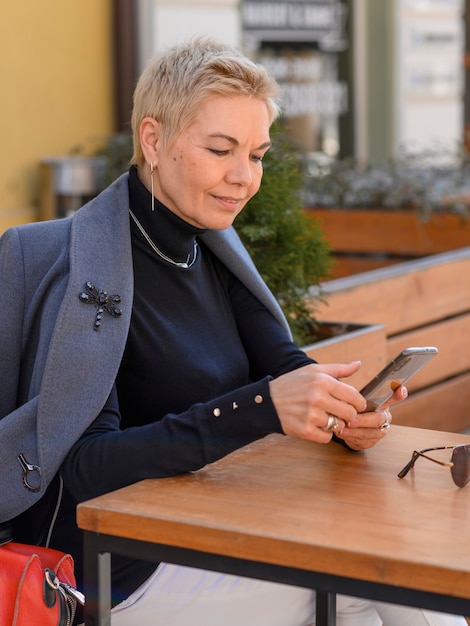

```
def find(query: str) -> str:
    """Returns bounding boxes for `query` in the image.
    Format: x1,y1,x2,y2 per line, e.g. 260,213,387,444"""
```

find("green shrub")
235,121,332,345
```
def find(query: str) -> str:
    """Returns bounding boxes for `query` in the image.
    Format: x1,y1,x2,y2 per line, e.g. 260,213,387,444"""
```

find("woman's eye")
208,149,264,162
209,149,228,156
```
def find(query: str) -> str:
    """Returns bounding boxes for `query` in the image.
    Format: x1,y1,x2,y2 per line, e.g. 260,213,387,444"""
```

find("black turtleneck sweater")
117,166,311,430
57,166,313,604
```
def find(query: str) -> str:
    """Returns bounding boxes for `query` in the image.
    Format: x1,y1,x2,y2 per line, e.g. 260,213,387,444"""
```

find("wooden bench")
310,248,470,432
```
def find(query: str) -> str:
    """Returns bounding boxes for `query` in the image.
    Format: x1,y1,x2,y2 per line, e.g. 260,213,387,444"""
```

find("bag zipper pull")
59,581,86,606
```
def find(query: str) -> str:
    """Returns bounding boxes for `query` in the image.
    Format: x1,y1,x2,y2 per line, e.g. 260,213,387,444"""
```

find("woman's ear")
139,117,161,165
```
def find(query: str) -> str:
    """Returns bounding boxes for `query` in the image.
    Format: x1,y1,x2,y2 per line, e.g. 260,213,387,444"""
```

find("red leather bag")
0,542,83,626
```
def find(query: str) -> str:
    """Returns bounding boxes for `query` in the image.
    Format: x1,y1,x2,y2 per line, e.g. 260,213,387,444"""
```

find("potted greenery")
234,121,332,345
302,149,470,278
92,132,134,186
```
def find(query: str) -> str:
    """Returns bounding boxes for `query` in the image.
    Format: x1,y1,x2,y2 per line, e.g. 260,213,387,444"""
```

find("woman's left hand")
335,385,408,451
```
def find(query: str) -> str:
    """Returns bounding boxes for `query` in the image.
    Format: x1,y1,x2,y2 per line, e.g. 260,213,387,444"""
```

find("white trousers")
107,563,468,626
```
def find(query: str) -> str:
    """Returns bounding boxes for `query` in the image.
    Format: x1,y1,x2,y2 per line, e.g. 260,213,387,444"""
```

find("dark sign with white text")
242,0,348,51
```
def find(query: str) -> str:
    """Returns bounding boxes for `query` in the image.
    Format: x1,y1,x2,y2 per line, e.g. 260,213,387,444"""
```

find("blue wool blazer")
0,173,290,523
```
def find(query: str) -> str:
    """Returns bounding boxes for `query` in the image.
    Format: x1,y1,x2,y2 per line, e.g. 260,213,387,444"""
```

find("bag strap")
0,521,13,546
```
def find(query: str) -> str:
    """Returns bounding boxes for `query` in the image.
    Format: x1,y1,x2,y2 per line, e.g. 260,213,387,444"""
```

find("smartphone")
360,346,438,411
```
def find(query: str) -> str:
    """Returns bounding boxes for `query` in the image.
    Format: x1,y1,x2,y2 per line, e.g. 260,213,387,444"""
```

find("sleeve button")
254,395,263,404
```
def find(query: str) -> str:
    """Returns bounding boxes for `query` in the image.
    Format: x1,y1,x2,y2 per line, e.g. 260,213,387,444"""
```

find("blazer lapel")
201,228,291,337
36,174,134,485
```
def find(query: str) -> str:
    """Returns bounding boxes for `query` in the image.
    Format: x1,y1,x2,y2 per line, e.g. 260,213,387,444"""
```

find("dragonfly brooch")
79,281,122,330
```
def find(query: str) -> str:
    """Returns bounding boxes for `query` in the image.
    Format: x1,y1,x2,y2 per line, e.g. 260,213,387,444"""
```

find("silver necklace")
129,209,198,269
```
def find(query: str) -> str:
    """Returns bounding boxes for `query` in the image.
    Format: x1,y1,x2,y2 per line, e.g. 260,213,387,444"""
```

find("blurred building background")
0,0,468,229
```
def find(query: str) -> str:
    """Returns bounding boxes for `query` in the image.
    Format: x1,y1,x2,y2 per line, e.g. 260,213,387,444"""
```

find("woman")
0,37,465,626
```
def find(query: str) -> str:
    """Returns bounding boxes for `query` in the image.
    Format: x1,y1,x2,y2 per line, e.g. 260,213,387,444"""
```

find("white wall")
394,0,465,155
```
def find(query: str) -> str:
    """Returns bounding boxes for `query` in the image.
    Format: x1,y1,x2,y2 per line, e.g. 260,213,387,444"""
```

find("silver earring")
150,161,155,212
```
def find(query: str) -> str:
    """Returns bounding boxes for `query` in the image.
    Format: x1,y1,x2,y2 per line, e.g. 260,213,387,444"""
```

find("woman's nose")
226,158,254,186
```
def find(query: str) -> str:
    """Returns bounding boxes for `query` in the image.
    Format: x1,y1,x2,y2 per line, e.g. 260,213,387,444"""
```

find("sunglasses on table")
398,444,470,488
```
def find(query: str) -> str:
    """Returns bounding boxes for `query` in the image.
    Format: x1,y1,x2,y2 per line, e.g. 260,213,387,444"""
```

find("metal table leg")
83,532,111,626
316,591,336,626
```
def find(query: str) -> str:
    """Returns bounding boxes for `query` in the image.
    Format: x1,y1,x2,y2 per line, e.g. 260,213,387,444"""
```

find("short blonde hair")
131,37,280,167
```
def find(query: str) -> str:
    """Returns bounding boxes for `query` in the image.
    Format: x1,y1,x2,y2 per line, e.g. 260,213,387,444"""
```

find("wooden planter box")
305,207,470,278
302,322,387,391
305,248,470,433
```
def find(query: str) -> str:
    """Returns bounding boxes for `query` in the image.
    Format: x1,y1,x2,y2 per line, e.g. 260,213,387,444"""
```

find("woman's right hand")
269,361,367,443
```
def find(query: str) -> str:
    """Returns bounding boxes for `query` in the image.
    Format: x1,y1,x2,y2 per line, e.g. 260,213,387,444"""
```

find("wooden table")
77,425,470,625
